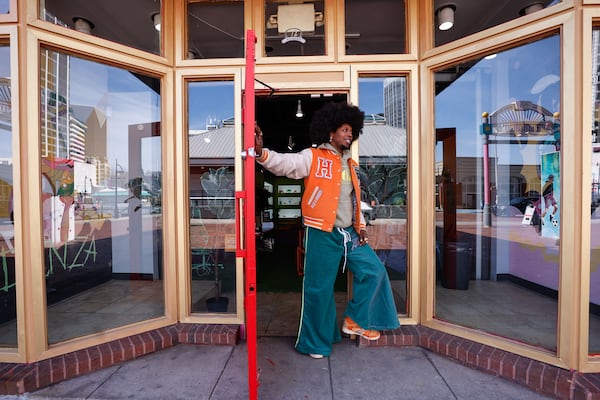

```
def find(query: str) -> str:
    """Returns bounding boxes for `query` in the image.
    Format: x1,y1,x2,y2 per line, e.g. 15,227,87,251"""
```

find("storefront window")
188,81,236,314
345,0,406,55
589,27,600,355
40,48,163,344
434,1,561,47
186,0,244,60
264,0,325,57
0,43,16,347
359,76,408,315
41,1,162,55
0,0,9,14
434,35,560,351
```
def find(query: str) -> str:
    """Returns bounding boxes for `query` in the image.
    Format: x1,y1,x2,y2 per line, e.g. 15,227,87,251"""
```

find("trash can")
442,242,472,290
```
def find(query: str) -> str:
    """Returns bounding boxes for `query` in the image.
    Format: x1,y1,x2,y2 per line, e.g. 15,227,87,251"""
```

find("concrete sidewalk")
3,337,552,400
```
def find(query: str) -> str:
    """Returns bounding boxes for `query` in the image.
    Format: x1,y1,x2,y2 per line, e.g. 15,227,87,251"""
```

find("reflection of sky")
70,57,161,171
188,82,234,130
358,79,385,114
0,0,8,14
436,35,560,161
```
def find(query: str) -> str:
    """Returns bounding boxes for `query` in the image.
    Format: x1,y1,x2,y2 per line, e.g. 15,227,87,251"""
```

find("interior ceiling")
256,93,347,153
43,1,557,57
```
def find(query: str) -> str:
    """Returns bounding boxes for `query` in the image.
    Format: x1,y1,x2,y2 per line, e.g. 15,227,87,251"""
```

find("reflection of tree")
359,163,406,206
200,167,234,218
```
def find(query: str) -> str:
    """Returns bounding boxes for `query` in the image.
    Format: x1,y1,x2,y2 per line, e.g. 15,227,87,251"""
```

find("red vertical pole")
243,29,258,400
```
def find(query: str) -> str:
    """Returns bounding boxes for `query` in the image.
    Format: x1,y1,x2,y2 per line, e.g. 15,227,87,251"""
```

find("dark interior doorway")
254,93,348,336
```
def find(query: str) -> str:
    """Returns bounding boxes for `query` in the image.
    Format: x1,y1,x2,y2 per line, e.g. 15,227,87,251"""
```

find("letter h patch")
315,157,333,179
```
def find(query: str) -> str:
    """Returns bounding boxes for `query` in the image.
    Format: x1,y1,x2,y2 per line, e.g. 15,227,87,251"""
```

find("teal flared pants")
295,226,400,356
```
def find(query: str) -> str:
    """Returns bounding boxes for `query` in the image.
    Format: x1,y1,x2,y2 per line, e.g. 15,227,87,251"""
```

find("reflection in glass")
0,44,16,347
434,1,561,47
186,1,244,59
434,36,560,351
40,48,163,344
188,81,236,313
344,0,406,55
41,1,162,55
264,0,325,57
590,28,600,355
359,77,408,315
0,0,9,14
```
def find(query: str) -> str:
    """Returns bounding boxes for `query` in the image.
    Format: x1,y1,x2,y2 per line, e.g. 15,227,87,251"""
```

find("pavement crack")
327,356,334,400
422,349,459,400
86,365,122,399
208,346,235,399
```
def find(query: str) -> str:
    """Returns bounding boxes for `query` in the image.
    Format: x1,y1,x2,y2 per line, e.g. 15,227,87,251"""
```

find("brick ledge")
359,326,592,400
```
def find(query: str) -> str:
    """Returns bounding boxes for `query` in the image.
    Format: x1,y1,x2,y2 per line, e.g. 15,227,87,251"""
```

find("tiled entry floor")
257,292,348,337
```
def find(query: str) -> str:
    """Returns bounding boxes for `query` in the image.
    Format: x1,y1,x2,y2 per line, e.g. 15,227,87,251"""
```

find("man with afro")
255,101,399,359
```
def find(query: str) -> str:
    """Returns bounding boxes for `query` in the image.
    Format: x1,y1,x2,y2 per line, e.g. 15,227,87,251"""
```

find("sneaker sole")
342,326,380,341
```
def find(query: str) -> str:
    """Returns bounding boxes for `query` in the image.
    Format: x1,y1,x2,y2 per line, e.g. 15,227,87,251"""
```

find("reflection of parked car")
75,196,100,220
509,196,540,214
492,195,540,217
491,203,523,217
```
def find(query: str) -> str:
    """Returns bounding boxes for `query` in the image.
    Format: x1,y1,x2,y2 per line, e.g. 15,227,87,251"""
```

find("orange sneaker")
342,317,381,341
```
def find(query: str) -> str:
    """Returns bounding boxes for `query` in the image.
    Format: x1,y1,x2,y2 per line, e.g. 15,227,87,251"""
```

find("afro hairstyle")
309,101,365,146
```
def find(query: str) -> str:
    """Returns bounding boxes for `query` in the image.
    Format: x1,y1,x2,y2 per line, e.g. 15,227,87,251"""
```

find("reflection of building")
69,116,86,162
71,105,109,185
0,77,10,131
0,159,12,219
40,49,70,158
383,78,407,129
40,52,110,188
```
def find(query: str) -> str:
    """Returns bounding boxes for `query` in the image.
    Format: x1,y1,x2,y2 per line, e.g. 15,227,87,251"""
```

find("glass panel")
40,48,163,344
264,0,325,57
344,0,406,55
0,43,17,347
0,0,9,14
434,36,560,351
590,27,600,355
186,0,244,60
41,1,162,55
188,81,236,313
434,0,561,47
359,77,408,315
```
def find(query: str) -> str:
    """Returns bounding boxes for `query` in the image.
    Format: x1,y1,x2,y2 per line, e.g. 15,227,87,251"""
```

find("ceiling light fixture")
436,5,455,31
520,3,544,16
72,17,94,34
295,99,304,118
152,13,161,31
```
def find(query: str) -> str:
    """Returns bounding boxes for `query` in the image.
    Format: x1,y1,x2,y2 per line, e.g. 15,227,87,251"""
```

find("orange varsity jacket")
257,145,365,233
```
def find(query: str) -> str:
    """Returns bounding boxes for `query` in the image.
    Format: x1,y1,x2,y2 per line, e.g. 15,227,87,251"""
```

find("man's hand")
255,124,263,157
359,229,369,246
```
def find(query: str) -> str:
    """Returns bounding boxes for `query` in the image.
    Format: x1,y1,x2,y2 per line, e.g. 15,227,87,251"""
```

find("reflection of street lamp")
114,160,123,218
481,112,492,227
